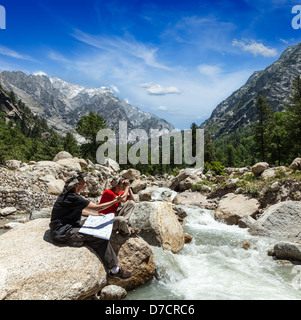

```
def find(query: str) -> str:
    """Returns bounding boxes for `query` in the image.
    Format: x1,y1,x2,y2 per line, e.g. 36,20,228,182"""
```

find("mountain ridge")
200,43,301,138
0,71,174,141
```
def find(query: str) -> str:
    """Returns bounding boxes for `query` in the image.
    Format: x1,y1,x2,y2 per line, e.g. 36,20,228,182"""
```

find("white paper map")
79,213,114,240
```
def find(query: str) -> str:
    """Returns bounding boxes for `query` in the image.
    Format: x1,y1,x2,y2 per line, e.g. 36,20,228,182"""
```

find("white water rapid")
126,204,301,300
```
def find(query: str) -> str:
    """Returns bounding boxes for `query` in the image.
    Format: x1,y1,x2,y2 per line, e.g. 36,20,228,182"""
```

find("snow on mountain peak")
50,77,113,100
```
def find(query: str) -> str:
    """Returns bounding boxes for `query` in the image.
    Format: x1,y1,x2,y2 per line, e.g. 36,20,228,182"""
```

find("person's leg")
113,216,131,235
82,235,118,270
65,227,117,270
117,200,135,222
65,227,131,279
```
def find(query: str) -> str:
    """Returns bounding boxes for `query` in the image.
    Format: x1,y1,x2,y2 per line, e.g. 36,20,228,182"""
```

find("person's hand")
123,179,130,187
116,194,123,202
97,213,105,216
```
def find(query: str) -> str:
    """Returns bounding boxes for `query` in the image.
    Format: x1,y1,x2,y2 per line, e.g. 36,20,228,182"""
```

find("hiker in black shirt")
50,172,132,280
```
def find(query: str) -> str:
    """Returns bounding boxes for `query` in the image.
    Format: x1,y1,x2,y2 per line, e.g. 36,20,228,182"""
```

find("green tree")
284,75,301,157
63,132,81,157
76,112,107,162
225,144,237,167
204,133,215,163
42,131,63,160
267,112,289,166
253,95,273,162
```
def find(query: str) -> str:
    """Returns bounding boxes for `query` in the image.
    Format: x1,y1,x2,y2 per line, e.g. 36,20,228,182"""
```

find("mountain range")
200,42,301,139
1,41,300,148
0,71,174,142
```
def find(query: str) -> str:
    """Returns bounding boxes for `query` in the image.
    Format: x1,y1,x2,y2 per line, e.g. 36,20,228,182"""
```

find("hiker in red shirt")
98,177,139,236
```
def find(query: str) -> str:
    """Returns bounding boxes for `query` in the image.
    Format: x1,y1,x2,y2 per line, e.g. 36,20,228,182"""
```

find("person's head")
62,172,88,194
109,177,125,193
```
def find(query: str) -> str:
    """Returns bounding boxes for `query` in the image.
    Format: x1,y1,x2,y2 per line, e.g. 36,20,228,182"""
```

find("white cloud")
0,46,34,61
232,39,278,57
138,82,181,95
138,82,153,88
197,64,222,77
48,51,71,64
158,105,167,110
72,29,171,71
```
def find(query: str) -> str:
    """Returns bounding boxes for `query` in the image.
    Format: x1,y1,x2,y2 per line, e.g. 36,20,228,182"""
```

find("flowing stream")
126,203,301,300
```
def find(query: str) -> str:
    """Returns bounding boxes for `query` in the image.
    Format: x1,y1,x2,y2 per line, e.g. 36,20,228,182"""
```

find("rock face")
214,193,259,225
0,219,155,300
249,201,301,240
129,202,185,253
200,43,301,139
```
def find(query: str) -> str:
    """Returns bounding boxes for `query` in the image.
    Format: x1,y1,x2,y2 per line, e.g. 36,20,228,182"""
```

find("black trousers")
66,226,118,271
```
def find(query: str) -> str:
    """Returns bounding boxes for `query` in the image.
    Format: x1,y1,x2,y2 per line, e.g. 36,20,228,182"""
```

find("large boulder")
108,234,156,291
252,162,269,175
47,179,65,195
5,160,22,170
129,201,185,253
104,158,120,173
214,193,259,225
249,201,301,240
56,159,81,172
131,179,147,194
290,158,301,170
33,161,62,170
52,151,73,162
167,168,204,191
167,168,195,190
121,169,141,180
173,191,209,207
0,219,155,300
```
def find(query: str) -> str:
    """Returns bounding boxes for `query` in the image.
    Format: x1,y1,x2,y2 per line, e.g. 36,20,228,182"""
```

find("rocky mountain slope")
200,43,301,138
0,71,174,140
0,86,23,122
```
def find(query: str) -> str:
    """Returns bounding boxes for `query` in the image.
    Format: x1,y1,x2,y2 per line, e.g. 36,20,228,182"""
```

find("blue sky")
0,0,300,129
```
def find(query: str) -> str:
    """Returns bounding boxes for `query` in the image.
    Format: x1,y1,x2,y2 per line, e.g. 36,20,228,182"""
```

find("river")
126,204,301,300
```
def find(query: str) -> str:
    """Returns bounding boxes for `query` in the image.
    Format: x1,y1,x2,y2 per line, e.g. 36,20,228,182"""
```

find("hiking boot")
109,268,132,280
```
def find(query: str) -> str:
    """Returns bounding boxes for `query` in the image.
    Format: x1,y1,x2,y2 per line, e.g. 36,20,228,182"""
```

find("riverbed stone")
274,241,301,261
100,285,127,300
129,201,185,253
172,191,209,207
214,193,259,225
0,207,17,217
249,201,301,240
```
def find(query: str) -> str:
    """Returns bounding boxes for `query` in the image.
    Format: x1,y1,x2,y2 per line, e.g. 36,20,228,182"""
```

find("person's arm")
85,195,122,212
128,187,137,202
119,180,136,202
82,209,104,217
120,186,130,203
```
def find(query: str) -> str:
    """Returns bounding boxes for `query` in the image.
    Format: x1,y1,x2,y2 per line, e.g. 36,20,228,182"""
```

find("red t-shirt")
98,189,124,215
